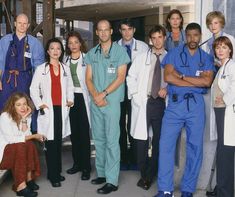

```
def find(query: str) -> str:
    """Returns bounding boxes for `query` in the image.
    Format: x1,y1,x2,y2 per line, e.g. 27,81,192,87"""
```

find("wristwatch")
180,74,185,80
103,89,109,97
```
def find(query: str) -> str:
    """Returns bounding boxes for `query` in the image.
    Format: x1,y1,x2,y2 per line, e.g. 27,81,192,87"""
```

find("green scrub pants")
91,101,121,186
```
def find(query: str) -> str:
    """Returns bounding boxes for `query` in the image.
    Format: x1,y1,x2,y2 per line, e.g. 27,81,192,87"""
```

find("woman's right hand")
33,134,46,142
39,104,49,109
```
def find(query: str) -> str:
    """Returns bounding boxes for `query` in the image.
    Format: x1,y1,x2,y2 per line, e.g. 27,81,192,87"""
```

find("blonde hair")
206,11,225,29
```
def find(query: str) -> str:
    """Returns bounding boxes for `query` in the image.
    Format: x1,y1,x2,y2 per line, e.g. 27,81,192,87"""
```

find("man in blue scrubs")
154,23,214,197
0,13,44,111
85,19,130,195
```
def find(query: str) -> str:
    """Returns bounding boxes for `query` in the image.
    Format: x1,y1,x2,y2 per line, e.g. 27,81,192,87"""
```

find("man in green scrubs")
85,19,130,195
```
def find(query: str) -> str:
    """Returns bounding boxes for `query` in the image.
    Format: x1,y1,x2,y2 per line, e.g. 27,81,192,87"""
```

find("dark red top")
50,64,62,106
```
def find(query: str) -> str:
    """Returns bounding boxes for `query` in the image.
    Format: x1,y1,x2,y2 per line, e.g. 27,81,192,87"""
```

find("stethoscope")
42,62,67,77
133,41,137,51
166,30,185,43
180,44,204,68
220,58,230,79
10,34,30,57
95,42,113,59
145,47,154,65
66,53,86,67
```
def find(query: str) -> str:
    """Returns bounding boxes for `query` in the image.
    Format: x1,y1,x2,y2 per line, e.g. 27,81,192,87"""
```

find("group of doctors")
0,9,235,197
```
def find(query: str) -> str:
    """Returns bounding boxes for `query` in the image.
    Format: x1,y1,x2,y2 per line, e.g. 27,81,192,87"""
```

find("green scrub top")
84,42,130,103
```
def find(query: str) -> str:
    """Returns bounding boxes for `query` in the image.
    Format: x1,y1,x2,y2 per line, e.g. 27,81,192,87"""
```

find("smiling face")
68,36,81,54
150,31,165,51
14,97,29,118
15,14,30,35
47,42,62,60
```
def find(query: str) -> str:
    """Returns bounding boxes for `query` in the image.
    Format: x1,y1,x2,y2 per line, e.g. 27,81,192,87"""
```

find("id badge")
24,52,32,58
195,70,203,77
107,67,116,74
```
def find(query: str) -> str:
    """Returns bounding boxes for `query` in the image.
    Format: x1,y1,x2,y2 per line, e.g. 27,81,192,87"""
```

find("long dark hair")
65,31,87,55
45,38,64,63
165,9,184,32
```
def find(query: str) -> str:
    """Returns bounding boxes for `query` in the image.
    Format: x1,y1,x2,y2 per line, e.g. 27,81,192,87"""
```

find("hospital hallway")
0,141,206,197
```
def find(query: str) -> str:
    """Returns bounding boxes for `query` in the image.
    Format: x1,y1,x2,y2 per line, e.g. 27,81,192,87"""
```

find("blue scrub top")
84,42,130,102
165,30,186,51
161,44,214,95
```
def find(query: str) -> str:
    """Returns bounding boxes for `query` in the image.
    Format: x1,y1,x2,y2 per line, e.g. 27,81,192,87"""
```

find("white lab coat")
65,53,91,125
0,112,32,162
126,49,167,140
117,38,149,61
210,59,235,146
30,62,74,140
206,32,235,60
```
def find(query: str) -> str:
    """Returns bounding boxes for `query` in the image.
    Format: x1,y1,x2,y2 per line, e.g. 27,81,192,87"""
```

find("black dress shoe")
137,178,151,190
60,175,65,182
91,177,106,185
16,187,38,197
97,183,118,194
81,170,90,180
66,165,81,174
27,180,40,191
51,182,61,187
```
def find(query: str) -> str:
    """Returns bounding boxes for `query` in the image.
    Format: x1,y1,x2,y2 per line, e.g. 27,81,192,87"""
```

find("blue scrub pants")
157,93,205,193
91,101,121,186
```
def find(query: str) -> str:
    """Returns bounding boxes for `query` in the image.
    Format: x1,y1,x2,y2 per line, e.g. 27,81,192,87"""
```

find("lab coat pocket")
37,108,50,136
132,94,141,106
224,105,235,146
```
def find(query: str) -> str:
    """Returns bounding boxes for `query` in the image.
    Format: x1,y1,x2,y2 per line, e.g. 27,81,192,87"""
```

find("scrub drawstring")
184,93,196,111
6,70,19,87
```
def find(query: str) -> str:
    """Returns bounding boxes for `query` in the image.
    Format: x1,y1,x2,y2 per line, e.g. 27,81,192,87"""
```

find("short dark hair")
45,38,64,63
119,18,135,29
185,23,201,34
148,25,166,38
213,36,233,59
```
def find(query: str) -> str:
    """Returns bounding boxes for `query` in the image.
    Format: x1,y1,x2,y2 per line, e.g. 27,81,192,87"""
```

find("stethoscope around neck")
167,30,185,43
42,62,67,77
68,53,85,67
221,58,230,79
95,42,113,59
180,44,204,68
10,34,30,56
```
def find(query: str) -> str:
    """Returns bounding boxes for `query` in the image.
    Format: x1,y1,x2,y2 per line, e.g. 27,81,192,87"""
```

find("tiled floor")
0,146,208,197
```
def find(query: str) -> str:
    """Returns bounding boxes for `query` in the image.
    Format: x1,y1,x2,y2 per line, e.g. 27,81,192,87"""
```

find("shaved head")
96,19,112,30
15,13,30,36
16,13,29,23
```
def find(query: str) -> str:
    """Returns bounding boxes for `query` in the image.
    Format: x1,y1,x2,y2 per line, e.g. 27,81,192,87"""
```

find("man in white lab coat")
117,18,149,169
126,25,167,190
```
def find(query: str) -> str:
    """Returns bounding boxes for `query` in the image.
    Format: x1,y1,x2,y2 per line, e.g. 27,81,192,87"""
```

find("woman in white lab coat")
211,36,235,197
64,31,91,180
30,38,74,187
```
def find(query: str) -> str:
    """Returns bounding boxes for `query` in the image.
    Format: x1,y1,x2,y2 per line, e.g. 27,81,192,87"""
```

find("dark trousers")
215,107,235,197
69,93,91,171
45,106,62,183
119,90,136,164
137,97,165,181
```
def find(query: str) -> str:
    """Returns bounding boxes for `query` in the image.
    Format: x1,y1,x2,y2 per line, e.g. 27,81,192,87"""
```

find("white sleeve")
0,113,26,144
223,63,235,106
